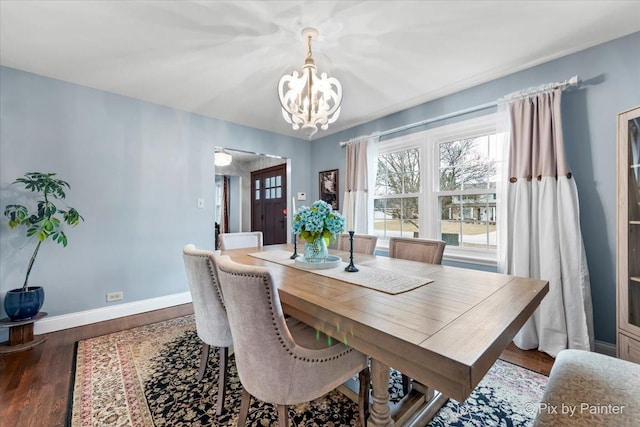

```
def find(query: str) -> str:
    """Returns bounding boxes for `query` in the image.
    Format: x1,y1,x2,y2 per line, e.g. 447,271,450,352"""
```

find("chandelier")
215,150,232,167
278,28,342,139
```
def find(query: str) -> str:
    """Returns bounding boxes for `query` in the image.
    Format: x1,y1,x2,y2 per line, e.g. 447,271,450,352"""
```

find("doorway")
215,175,243,248
251,164,287,245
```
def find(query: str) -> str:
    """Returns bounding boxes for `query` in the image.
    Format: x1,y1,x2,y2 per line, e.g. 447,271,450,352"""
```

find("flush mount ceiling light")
215,150,232,167
278,27,342,139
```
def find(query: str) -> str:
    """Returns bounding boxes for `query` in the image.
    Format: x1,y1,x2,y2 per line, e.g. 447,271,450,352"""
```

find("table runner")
249,250,432,295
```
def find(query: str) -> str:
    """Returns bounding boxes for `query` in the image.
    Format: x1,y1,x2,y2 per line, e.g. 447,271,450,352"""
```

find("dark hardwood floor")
0,303,554,426
0,304,195,427
500,341,555,376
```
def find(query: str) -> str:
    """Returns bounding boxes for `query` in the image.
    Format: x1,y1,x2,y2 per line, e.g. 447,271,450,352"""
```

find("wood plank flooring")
0,303,553,427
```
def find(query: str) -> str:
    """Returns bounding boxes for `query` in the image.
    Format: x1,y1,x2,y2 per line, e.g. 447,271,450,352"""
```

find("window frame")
372,114,498,267
374,134,424,242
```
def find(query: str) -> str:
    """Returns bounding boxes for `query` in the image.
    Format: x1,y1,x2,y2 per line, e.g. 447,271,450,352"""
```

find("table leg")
368,358,394,427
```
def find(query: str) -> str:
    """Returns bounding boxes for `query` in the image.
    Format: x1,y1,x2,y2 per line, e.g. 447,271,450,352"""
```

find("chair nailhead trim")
189,253,226,308
219,267,354,363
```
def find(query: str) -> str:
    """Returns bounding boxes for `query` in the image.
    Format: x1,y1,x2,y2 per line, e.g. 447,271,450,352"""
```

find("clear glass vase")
303,236,329,263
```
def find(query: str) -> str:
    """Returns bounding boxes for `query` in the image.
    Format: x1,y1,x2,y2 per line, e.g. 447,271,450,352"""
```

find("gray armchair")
182,244,232,416
216,255,370,427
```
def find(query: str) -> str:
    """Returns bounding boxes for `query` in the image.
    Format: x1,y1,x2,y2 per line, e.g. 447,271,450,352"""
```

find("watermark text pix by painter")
524,402,625,417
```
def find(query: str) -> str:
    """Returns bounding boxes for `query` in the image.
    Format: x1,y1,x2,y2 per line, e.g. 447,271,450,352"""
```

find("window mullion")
435,188,492,197
374,193,421,200
425,136,437,239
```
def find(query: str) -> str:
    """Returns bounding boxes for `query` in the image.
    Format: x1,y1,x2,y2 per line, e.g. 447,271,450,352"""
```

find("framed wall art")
319,169,339,210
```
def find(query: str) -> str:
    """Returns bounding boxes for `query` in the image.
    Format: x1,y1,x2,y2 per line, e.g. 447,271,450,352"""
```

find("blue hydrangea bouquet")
292,200,345,245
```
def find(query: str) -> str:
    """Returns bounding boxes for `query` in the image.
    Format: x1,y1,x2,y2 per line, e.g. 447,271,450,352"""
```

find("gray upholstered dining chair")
215,255,370,427
388,236,446,395
337,233,378,255
218,231,263,250
388,236,445,264
182,244,232,416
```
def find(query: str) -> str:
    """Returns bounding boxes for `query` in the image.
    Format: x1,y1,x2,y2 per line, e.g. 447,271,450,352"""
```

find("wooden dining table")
221,244,549,427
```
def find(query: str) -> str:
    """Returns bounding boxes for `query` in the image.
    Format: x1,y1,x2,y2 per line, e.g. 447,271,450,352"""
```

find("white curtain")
497,89,594,357
342,135,379,233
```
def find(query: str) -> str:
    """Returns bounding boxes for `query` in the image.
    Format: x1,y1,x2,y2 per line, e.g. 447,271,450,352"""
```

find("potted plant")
3,172,83,320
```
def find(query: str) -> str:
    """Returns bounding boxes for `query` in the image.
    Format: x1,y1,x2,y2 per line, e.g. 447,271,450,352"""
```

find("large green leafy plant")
4,172,83,290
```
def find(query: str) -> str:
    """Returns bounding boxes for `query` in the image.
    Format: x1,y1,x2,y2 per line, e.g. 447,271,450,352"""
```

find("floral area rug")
68,315,547,426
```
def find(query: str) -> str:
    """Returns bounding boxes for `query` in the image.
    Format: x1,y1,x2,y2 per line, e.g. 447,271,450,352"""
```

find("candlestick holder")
344,231,359,272
290,233,299,259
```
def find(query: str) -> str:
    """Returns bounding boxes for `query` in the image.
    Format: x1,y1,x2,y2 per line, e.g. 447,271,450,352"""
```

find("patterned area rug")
68,315,547,426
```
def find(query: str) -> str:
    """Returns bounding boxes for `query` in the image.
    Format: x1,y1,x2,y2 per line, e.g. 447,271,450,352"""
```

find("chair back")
388,237,446,264
218,231,263,250
216,256,310,404
182,245,232,347
336,233,378,255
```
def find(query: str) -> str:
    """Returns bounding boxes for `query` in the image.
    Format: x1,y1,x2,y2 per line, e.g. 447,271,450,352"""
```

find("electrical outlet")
106,291,123,302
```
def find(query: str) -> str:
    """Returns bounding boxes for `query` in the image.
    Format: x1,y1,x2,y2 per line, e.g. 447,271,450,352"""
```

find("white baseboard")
34,292,192,335
594,339,617,357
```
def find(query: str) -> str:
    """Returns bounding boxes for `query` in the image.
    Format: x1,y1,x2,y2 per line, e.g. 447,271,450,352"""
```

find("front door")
251,164,287,245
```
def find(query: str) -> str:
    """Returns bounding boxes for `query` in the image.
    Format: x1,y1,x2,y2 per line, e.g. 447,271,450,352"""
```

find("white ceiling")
1,1,639,141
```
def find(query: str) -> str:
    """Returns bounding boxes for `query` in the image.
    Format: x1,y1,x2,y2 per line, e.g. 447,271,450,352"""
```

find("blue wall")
1,32,639,345
0,66,310,341
311,32,640,345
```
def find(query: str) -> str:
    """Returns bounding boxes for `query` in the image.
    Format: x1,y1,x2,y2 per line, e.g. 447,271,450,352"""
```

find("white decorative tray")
294,255,343,270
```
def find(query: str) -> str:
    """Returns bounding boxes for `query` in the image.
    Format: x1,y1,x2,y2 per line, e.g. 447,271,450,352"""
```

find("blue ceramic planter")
4,286,45,321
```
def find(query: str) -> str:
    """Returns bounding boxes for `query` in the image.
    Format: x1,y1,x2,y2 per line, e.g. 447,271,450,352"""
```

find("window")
263,175,282,199
437,135,499,250
374,146,421,239
372,114,500,265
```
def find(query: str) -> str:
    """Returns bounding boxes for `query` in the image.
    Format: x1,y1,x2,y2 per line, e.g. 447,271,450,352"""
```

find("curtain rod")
340,75,580,147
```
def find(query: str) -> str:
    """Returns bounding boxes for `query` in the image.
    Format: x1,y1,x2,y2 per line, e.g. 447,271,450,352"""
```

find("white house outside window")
372,114,500,266
437,134,499,250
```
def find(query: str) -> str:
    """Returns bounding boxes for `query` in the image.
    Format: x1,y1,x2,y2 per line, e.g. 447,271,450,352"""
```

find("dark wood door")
251,164,287,245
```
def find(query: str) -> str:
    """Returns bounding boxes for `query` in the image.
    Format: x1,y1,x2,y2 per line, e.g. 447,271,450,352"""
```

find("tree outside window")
374,148,420,240
370,114,500,261
438,135,498,249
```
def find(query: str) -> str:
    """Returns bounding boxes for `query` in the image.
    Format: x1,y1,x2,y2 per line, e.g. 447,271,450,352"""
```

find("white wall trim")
594,339,617,357
34,292,192,335
443,250,497,268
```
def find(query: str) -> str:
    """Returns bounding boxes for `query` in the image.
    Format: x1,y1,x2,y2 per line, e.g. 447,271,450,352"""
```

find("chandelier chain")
307,36,313,59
